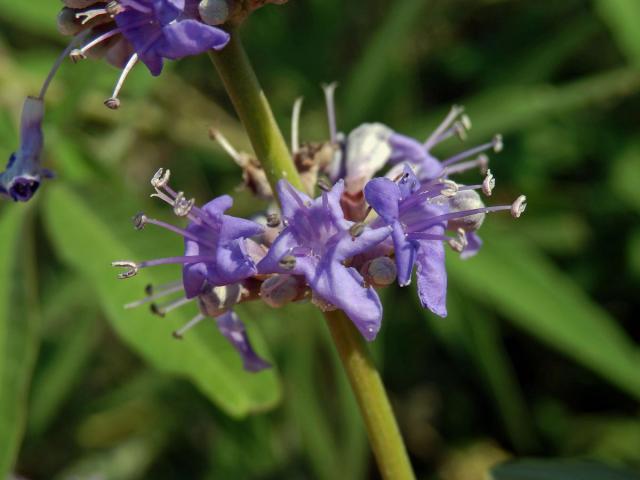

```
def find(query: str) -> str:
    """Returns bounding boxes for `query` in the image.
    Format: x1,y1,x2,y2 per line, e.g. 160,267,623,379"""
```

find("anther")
317,176,333,192
266,213,281,228
441,179,459,197
151,168,171,189
104,97,121,110
172,192,196,217
69,49,86,63
482,170,495,196
349,222,366,238
460,114,472,131
279,255,297,270
112,260,139,279
132,212,147,230
511,195,527,218
492,134,503,153
150,303,166,317
106,1,123,15
448,228,468,253
144,284,154,295
453,122,468,141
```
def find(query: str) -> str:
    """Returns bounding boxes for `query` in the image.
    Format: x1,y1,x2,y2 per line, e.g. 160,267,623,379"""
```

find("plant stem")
210,30,415,480
208,31,304,195
325,310,415,480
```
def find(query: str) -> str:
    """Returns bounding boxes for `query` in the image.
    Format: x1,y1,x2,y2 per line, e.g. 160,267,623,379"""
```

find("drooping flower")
0,97,53,202
257,179,392,340
114,168,270,371
61,0,230,108
365,165,526,316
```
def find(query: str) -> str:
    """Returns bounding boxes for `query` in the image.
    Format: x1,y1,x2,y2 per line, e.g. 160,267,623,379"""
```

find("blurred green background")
1,0,640,479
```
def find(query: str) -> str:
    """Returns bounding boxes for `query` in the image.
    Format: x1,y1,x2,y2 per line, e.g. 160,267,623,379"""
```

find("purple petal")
415,235,447,317
461,231,483,259
363,177,400,223
220,216,264,243
331,225,392,262
201,194,233,217
311,258,383,341
391,222,416,286
276,180,313,219
215,311,271,372
214,240,257,284
156,19,230,60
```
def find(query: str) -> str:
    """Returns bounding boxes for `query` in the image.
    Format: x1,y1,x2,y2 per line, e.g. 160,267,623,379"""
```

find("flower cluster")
5,0,286,202
114,89,526,371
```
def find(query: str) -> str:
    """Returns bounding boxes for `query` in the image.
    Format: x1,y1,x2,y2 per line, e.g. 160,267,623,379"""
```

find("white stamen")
124,283,184,309
104,53,139,110
173,313,207,339
210,128,244,164
424,105,464,148
291,97,303,153
322,82,339,144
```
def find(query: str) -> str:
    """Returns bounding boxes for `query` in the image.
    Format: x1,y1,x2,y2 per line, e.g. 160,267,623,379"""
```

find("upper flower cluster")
2,0,240,203
115,91,526,371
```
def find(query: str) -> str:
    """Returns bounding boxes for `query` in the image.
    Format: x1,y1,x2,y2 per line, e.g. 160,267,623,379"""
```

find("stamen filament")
105,53,139,109
441,137,498,167
173,313,207,339
322,82,339,144
39,31,88,99
291,97,303,153
411,204,512,232
124,283,184,309
138,255,218,268
424,105,464,149
144,217,216,248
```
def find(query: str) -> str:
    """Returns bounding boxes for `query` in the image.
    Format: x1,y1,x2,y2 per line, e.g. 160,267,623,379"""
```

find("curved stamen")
136,214,216,248
105,53,139,109
291,97,303,153
424,105,464,149
322,82,339,144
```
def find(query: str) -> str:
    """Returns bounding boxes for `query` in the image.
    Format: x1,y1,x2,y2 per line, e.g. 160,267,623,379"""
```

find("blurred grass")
1,0,640,479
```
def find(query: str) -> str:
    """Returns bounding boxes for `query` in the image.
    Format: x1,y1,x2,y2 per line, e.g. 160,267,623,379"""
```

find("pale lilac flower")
64,0,229,108
115,169,269,372
365,165,526,316
257,179,392,340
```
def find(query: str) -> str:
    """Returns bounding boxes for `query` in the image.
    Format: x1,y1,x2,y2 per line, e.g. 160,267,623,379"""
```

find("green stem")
208,31,304,195
209,30,415,480
325,310,415,480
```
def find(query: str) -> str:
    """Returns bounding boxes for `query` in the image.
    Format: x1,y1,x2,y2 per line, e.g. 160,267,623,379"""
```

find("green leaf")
409,68,640,144
490,459,640,480
447,226,640,400
595,0,640,66
0,205,39,476
343,0,427,124
42,184,281,418
0,0,62,37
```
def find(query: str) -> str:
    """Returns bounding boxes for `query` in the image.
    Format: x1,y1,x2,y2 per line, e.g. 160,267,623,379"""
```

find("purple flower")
66,0,229,108
115,0,229,76
0,97,54,202
364,166,449,316
365,165,526,316
257,179,392,341
114,169,269,372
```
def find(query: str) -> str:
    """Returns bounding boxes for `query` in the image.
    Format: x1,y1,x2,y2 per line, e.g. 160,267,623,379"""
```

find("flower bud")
447,189,486,232
362,257,397,287
260,274,302,308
